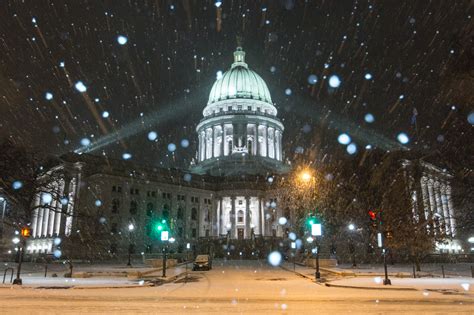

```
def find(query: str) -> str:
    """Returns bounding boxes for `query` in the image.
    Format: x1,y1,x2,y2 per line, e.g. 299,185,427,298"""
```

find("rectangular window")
247,106,252,111
152,191,156,197
238,105,242,110
117,186,122,193
112,186,116,192
192,228,197,238
130,188,134,194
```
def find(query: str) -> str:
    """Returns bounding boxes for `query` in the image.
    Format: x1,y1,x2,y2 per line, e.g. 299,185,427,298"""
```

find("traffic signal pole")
162,245,167,277
13,240,25,285
379,211,391,285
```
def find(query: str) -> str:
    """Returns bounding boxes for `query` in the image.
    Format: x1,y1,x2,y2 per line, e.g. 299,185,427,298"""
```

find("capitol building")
24,48,463,259
26,48,290,258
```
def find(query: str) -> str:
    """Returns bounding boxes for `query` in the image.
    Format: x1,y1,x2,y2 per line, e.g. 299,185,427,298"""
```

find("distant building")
402,160,462,253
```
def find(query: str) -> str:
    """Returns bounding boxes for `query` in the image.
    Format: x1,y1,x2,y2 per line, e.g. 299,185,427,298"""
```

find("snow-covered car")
193,255,212,271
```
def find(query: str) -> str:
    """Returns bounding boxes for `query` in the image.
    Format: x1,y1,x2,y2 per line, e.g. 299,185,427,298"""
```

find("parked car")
193,254,212,271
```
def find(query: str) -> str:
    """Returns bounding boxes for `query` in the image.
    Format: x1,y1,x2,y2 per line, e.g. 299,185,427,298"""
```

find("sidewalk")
281,261,474,292
326,277,473,292
0,262,190,289
332,262,474,278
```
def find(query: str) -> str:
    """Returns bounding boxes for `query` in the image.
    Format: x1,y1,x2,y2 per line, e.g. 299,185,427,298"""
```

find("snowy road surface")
0,260,472,314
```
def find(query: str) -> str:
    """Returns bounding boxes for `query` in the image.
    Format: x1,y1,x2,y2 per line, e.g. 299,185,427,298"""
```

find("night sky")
0,0,472,169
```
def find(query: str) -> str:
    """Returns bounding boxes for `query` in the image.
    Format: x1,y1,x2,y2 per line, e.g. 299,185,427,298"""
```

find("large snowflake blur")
0,1,471,167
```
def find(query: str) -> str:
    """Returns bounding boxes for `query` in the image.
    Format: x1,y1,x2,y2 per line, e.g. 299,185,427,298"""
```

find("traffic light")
21,227,31,238
368,210,376,221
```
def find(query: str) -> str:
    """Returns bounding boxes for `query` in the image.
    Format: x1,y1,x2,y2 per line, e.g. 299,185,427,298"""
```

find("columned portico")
217,195,265,240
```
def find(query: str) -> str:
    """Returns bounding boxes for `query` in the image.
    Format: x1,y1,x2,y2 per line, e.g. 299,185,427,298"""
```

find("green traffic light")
157,225,163,231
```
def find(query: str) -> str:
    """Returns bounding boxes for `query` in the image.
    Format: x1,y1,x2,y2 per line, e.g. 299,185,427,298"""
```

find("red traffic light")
368,210,376,221
21,227,31,238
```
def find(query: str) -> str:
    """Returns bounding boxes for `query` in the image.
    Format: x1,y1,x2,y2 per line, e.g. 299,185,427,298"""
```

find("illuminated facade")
27,49,288,257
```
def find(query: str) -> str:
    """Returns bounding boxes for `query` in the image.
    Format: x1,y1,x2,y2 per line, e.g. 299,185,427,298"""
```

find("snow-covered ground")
0,260,472,314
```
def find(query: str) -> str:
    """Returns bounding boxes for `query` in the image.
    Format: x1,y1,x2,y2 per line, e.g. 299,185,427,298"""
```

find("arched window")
163,204,170,220
177,207,184,220
130,200,138,215
191,208,197,220
146,202,154,217
112,199,120,213
237,210,244,223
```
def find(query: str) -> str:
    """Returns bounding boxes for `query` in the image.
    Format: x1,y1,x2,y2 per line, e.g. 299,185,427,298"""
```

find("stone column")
264,126,269,157
221,124,225,156
258,197,263,235
440,183,451,235
274,129,278,160
31,194,41,238
231,196,236,239
42,199,49,237
245,196,251,238
54,179,65,236
256,123,260,156
59,176,72,236
211,126,215,158
427,178,438,233
446,184,456,236
56,179,69,236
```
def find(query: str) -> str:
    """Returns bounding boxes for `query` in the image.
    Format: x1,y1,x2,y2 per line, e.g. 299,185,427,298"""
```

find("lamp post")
311,220,322,281
348,224,357,268
127,223,134,267
161,230,169,277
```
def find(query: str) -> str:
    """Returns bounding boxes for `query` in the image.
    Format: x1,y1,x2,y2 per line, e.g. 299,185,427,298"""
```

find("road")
0,260,472,314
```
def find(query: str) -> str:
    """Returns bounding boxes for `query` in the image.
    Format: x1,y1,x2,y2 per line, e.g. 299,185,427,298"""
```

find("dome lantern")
232,47,247,69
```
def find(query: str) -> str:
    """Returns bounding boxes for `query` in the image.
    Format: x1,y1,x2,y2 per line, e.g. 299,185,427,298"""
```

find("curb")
324,282,417,291
279,264,326,285
0,271,187,290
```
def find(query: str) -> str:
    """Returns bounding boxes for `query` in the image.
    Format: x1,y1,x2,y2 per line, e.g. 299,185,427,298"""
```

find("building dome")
207,48,273,106
194,47,286,176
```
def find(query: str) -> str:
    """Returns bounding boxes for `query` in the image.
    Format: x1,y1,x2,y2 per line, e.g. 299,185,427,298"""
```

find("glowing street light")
300,170,313,183
348,224,355,231
128,223,135,231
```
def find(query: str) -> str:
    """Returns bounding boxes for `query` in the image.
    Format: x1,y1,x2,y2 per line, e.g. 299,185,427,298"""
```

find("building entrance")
237,228,244,240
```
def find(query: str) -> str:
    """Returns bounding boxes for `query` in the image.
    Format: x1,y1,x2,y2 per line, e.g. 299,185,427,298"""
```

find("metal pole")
44,264,48,278
412,263,416,278
127,231,132,267
315,245,320,281
162,246,167,277
441,265,445,278
13,242,24,285
383,248,391,285
471,265,474,278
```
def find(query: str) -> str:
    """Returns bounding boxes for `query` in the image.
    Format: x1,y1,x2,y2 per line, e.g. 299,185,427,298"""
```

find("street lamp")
127,223,134,267
347,224,356,267
310,219,322,281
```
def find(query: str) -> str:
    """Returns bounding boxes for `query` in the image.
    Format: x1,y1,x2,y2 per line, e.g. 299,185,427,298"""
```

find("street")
0,260,472,314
